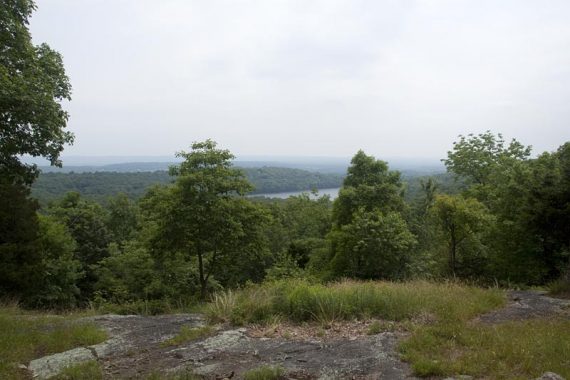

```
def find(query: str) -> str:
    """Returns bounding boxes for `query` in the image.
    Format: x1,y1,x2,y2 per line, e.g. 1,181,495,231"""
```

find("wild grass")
0,304,107,380
401,319,570,379
52,360,103,380
161,325,214,346
205,279,505,326
243,365,284,380
548,278,570,299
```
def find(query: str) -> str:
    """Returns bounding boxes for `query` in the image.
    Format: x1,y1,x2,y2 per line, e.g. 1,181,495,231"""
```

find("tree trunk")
197,251,207,300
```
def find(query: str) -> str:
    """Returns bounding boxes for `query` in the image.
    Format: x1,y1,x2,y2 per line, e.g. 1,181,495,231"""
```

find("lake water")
252,187,340,200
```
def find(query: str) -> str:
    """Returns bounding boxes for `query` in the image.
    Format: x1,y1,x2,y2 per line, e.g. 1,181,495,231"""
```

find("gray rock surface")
28,347,95,379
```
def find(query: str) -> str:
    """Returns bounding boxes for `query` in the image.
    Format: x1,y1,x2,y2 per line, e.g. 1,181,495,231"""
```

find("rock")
200,329,249,351
535,372,566,380
28,347,95,379
90,335,128,358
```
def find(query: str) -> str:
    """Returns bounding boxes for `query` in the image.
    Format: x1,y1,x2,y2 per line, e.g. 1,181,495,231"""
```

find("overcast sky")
30,0,570,159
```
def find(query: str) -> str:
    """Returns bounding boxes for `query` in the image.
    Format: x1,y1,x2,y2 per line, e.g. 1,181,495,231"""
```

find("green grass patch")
161,325,214,347
401,319,570,379
0,305,107,380
243,365,284,380
205,279,505,326
52,360,103,380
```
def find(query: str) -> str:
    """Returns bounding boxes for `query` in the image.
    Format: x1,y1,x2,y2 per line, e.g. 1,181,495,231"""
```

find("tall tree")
328,150,413,279
1,0,73,185
146,140,269,298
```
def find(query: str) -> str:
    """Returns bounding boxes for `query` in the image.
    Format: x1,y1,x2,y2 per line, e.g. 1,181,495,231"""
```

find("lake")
251,187,340,200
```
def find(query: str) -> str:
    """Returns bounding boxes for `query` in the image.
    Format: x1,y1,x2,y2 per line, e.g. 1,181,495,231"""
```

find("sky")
30,0,570,160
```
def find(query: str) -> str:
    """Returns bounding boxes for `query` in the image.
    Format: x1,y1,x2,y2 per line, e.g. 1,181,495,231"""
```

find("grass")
52,360,103,380
401,319,570,379
205,279,568,379
548,278,570,299
161,325,214,346
243,365,284,380
0,304,107,380
205,279,505,325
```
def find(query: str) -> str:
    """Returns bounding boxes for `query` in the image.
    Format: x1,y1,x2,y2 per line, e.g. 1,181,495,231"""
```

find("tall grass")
205,279,505,326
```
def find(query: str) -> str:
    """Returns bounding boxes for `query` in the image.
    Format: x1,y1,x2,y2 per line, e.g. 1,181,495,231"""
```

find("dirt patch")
477,290,570,324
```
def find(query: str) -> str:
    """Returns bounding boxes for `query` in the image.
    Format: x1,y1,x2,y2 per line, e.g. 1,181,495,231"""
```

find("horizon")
30,1,570,158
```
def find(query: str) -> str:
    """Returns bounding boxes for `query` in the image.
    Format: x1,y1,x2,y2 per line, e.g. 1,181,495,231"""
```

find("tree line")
31,167,344,205
2,134,569,308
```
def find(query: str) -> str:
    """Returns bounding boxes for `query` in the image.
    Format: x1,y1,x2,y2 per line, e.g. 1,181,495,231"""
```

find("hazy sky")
30,0,570,159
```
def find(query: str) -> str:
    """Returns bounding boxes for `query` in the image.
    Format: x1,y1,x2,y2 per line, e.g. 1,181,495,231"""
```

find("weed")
243,365,284,380
161,325,214,347
52,361,103,380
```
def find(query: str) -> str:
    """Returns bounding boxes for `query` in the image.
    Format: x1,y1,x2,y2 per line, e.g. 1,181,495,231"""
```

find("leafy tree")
30,215,82,308
0,178,42,297
431,195,493,276
327,150,413,279
329,208,416,279
333,150,405,226
47,192,112,298
145,140,269,298
443,131,531,186
106,193,139,244
1,0,73,184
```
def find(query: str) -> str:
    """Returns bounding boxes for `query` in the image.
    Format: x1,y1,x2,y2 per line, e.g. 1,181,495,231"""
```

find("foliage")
327,150,414,280
329,209,416,279
430,195,493,276
47,192,112,299
145,140,270,298
333,150,405,226
0,178,42,299
0,0,73,184
29,215,83,308
443,131,531,186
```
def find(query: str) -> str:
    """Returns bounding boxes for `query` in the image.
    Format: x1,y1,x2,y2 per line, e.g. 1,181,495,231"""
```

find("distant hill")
32,167,345,205
34,155,444,175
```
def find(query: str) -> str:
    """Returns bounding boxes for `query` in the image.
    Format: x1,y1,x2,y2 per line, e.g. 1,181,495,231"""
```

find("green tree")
443,131,531,186
431,194,493,276
327,150,413,279
106,193,139,244
1,0,73,184
333,150,405,226
0,177,42,297
329,208,416,279
146,140,269,298
47,192,112,298
30,215,82,308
